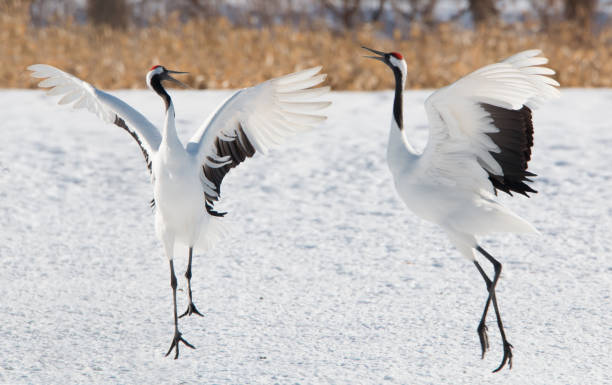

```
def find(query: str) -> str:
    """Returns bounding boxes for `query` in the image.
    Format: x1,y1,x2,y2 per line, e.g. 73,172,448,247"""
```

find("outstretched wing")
419,50,560,196
186,66,330,216
28,64,162,172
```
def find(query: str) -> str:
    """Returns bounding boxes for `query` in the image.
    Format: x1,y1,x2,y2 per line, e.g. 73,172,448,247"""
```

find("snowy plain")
0,88,610,384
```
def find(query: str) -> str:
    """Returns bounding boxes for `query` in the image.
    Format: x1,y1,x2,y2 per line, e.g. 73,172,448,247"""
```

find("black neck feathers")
391,66,404,130
150,74,171,110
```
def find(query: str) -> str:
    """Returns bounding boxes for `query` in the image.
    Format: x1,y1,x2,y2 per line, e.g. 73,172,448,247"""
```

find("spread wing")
185,66,330,216
419,50,560,196
28,64,162,172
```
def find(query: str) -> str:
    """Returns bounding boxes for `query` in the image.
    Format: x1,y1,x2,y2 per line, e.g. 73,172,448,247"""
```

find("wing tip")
274,65,328,88
28,64,53,78
526,48,543,57
309,65,323,74
27,63,50,71
510,48,543,59
300,65,323,77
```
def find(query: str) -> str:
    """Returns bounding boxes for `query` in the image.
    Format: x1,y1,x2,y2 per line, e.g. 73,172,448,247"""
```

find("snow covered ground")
0,89,610,384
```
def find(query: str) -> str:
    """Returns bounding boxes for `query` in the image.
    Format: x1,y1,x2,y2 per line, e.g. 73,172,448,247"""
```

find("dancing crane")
29,63,330,359
362,47,559,372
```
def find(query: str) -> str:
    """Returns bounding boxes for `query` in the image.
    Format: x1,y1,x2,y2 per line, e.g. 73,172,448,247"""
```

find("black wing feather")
113,115,152,173
203,123,256,216
480,103,537,197
113,115,156,207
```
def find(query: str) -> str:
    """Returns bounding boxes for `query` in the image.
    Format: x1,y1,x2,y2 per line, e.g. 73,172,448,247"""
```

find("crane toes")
179,302,205,318
165,330,195,359
492,341,514,373
477,322,490,358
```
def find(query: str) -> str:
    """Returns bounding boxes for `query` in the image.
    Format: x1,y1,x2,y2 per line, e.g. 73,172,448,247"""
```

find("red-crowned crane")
29,63,330,359
362,47,559,372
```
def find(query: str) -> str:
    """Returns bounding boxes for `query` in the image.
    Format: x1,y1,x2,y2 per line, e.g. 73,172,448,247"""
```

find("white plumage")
363,47,559,372
29,63,330,359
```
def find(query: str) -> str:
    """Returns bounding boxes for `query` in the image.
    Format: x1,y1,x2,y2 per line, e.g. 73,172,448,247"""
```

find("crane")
362,47,560,372
29,63,330,359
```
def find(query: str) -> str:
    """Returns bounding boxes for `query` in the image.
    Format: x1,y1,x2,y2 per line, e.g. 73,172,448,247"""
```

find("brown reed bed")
2,2,611,90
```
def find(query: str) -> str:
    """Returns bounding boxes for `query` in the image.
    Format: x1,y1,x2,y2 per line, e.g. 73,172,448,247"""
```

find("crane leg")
179,247,204,318
475,246,513,372
473,260,491,358
165,259,195,359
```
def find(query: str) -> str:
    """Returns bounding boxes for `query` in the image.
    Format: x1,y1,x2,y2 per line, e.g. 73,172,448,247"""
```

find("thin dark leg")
473,260,492,358
179,247,204,318
165,259,195,359
476,246,513,372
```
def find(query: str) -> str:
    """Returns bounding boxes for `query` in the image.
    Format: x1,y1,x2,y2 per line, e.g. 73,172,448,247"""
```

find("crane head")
362,46,407,77
146,65,189,90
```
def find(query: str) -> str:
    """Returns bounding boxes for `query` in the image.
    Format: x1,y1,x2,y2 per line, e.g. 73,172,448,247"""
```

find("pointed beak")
362,46,386,62
163,69,190,88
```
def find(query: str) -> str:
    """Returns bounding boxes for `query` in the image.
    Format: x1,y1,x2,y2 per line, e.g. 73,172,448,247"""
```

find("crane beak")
362,46,386,62
163,69,190,88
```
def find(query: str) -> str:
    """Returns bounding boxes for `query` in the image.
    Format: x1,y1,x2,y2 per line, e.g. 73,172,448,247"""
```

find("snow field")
0,89,610,384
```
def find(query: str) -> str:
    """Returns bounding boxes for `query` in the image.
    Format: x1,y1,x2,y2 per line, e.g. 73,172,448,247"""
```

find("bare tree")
564,0,596,25
321,0,362,29
468,0,498,24
370,0,388,22
528,0,562,30
87,0,131,29
180,0,221,19
28,0,81,27
391,0,438,26
247,0,285,27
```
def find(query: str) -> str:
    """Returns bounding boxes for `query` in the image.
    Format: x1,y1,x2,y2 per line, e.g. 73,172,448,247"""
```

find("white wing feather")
186,66,330,165
419,50,560,193
28,64,161,154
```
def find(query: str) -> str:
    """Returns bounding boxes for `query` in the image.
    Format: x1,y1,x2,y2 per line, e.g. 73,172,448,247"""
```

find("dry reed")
2,1,611,90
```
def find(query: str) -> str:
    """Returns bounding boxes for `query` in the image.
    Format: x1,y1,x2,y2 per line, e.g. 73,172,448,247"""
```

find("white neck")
388,118,418,168
162,102,182,149
387,103,418,177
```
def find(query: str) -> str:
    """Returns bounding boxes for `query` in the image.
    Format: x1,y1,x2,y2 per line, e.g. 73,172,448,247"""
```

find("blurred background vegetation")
2,0,611,89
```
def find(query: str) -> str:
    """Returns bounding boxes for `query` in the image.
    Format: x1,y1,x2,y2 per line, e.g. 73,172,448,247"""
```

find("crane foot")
492,341,513,373
165,330,195,359
179,302,204,318
477,321,490,358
